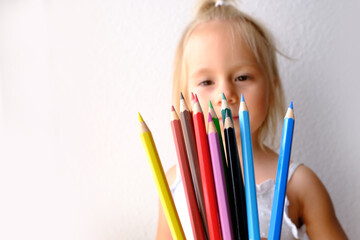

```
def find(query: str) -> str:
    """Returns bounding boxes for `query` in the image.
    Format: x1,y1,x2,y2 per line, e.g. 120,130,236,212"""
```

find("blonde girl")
156,0,347,239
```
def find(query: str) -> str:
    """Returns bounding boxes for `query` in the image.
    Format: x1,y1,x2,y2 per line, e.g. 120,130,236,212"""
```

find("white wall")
0,0,359,239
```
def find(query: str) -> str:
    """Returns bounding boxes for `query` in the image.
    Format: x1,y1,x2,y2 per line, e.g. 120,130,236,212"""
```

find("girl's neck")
235,131,271,163
236,133,279,184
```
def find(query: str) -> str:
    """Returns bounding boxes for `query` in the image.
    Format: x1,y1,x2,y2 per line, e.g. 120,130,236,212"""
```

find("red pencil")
170,106,206,240
192,94,222,240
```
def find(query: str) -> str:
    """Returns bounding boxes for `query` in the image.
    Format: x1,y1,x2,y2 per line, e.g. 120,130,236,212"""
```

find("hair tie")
215,0,224,7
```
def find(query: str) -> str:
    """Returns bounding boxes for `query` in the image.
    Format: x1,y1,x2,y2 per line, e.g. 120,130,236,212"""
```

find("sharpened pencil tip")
209,100,213,109
208,112,213,122
171,105,175,111
241,93,245,102
180,92,184,100
194,94,199,103
225,109,230,118
138,112,144,122
222,93,226,100
289,101,293,109
191,92,194,101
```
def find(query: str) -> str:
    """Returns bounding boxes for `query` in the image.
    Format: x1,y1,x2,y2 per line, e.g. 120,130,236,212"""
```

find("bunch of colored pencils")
138,93,295,240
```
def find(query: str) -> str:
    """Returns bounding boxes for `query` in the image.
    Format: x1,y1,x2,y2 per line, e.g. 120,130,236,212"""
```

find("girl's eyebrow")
189,68,212,78
230,61,260,71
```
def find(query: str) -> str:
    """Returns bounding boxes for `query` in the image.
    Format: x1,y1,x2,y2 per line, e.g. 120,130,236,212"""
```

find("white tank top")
170,162,307,240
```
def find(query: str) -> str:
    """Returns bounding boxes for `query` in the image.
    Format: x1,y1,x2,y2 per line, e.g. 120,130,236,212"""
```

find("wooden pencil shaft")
209,104,229,182
180,109,209,237
171,117,206,240
268,116,295,240
193,110,222,240
208,128,234,240
239,108,260,240
140,129,185,240
211,114,233,224
224,127,248,240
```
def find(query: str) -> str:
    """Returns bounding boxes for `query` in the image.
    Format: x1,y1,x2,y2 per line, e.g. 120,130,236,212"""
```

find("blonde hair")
172,0,285,149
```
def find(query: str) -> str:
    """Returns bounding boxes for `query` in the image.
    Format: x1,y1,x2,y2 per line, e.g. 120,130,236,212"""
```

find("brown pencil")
170,106,206,240
179,93,209,238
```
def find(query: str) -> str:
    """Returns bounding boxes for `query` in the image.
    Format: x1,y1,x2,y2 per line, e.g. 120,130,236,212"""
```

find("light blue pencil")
239,94,260,240
268,102,295,240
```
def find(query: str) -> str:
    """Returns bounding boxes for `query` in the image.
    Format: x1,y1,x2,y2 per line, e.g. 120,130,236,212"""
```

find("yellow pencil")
138,113,185,240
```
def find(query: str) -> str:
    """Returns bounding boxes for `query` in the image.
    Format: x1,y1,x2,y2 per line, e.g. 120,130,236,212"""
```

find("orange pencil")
170,106,206,240
192,94,222,240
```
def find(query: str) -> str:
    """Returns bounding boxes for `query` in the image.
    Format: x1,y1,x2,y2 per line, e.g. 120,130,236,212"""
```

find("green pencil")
221,93,233,125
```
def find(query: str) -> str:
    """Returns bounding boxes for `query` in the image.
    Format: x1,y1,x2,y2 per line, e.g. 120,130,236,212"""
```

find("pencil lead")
194,94,199,103
180,92,184,100
208,112,213,122
222,93,226,100
225,109,230,119
191,92,195,101
171,105,175,111
289,101,293,109
138,112,144,122
209,100,214,109
241,93,245,102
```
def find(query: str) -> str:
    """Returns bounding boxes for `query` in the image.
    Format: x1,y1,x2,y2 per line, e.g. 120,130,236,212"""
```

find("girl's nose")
215,81,239,106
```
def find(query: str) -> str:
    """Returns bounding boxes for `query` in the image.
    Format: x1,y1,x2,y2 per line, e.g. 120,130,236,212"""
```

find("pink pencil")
207,113,233,240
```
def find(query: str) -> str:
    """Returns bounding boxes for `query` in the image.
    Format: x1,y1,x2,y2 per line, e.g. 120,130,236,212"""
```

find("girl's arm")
291,165,347,239
155,164,177,240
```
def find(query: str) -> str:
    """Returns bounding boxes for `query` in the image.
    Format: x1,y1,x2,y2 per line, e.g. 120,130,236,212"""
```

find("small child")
156,0,347,239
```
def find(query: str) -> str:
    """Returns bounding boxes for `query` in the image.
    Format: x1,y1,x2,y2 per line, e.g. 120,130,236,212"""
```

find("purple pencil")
207,113,233,240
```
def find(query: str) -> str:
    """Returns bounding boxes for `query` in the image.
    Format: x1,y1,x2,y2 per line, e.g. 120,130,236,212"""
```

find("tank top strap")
287,162,303,182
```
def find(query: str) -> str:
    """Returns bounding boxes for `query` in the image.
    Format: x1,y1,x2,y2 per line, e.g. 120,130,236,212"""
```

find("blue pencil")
268,102,295,240
239,94,260,240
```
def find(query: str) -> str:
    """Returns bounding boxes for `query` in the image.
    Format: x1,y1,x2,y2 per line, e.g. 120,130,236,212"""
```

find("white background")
0,0,359,239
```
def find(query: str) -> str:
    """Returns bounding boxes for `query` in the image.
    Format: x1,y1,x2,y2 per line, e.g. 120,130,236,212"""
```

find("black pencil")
224,111,248,240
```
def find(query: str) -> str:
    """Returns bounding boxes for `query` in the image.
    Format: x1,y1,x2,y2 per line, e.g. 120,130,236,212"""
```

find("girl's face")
185,20,270,146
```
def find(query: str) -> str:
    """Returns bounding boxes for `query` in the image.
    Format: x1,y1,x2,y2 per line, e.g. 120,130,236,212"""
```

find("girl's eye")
235,75,250,81
199,80,213,86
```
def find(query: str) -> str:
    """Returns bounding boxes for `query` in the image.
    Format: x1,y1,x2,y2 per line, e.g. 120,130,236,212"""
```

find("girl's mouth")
218,116,239,121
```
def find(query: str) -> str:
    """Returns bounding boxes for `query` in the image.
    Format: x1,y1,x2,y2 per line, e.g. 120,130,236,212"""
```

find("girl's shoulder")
286,164,347,238
287,164,320,214
288,164,336,215
287,164,323,200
